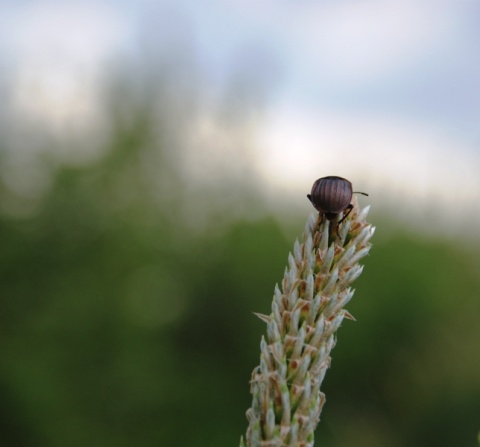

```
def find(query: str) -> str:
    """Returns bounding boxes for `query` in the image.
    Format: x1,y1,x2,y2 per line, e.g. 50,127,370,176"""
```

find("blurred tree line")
0,73,479,447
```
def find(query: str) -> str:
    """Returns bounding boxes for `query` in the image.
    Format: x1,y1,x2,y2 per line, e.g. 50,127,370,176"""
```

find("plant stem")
241,199,374,447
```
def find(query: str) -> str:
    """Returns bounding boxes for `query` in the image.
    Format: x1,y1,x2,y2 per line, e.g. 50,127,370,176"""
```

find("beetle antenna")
353,191,369,196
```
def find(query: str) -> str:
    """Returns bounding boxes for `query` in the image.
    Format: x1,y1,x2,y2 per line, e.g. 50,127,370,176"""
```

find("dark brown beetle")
307,176,368,225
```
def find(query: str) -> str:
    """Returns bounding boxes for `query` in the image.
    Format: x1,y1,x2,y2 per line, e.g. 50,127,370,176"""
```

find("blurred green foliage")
1,89,479,447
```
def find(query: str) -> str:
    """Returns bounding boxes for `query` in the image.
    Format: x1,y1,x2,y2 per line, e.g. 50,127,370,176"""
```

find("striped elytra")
310,176,352,214
307,176,364,223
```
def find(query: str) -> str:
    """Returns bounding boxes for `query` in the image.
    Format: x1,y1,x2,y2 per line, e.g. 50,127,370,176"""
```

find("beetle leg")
333,205,353,238
307,194,313,203
337,204,353,225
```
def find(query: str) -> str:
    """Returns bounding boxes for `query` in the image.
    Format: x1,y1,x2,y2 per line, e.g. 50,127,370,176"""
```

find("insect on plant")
307,175,368,231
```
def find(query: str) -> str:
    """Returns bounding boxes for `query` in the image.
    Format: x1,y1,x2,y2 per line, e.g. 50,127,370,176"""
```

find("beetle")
307,176,368,225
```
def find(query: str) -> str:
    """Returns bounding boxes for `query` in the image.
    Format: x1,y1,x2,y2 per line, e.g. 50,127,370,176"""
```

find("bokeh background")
1,1,479,446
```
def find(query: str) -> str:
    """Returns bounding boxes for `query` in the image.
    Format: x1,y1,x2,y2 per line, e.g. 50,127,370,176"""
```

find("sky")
1,0,479,234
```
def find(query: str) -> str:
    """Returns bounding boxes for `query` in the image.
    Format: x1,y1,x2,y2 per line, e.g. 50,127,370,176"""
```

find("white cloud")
3,2,132,148
286,1,454,83
195,1,462,85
